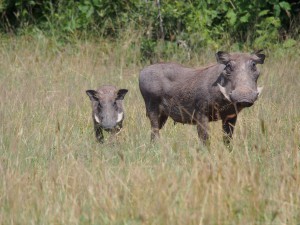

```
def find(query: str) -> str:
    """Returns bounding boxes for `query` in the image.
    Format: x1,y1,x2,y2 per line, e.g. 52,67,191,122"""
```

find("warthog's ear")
215,51,230,64
116,89,128,100
252,50,265,64
86,90,99,101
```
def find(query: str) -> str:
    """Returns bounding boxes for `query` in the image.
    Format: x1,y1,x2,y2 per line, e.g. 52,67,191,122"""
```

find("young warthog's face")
86,87,128,131
216,50,265,108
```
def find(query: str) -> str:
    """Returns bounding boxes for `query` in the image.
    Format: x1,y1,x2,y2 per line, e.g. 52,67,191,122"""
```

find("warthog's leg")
108,123,122,143
149,111,168,141
159,114,168,129
94,125,104,143
145,99,167,142
148,110,160,141
196,114,209,145
222,116,237,146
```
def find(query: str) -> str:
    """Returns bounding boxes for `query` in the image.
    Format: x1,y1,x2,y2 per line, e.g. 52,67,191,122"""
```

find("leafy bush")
0,0,299,51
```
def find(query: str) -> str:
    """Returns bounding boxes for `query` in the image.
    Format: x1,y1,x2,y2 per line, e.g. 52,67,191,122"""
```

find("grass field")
0,35,299,224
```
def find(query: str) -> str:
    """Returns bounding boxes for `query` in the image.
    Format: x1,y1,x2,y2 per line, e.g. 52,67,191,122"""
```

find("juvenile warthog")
86,85,128,143
139,51,265,145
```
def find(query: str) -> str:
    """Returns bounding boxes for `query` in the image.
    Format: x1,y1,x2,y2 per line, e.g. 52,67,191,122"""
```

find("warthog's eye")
113,102,118,109
251,61,257,71
225,62,233,75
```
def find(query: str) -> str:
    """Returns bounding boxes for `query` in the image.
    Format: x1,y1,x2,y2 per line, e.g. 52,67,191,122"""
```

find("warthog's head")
216,50,265,108
86,86,128,131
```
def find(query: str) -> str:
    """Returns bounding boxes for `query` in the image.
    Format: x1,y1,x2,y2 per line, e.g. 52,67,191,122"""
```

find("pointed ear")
116,89,128,100
86,90,99,101
215,51,230,64
252,50,265,64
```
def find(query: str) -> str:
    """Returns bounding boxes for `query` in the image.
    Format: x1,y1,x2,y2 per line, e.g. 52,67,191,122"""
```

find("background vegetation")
1,0,300,56
0,0,300,224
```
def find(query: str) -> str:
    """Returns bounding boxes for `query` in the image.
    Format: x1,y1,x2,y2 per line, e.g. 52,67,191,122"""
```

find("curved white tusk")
257,86,263,96
94,115,100,123
117,112,124,123
218,84,231,102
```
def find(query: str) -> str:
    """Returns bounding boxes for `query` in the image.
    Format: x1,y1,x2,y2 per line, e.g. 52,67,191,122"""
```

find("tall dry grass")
0,34,299,225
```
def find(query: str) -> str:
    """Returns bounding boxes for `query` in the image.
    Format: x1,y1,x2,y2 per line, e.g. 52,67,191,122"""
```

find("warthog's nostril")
103,124,115,129
236,101,254,108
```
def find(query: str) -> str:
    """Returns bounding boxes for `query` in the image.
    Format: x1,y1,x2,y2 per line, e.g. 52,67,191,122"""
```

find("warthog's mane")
194,63,217,74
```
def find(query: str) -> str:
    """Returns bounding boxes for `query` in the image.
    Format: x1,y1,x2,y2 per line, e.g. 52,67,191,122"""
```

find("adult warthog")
86,85,128,143
139,51,265,145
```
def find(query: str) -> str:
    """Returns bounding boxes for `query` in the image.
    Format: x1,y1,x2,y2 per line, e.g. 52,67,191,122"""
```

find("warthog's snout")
101,122,117,131
229,88,259,107
219,84,263,107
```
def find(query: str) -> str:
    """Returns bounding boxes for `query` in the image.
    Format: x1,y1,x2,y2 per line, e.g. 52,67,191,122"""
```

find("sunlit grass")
0,35,299,224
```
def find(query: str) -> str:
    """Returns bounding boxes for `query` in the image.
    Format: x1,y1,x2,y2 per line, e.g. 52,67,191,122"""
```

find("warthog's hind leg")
148,110,160,141
149,111,168,142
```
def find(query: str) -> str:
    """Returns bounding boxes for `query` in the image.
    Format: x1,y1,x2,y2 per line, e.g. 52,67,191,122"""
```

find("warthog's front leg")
222,115,237,146
196,114,209,145
108,123,123,143
94,125,104,143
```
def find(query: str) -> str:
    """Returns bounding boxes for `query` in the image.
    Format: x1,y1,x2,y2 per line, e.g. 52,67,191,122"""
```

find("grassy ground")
0,35,299,225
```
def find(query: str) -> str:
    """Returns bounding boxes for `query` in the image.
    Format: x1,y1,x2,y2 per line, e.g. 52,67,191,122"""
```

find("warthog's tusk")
117,112,124,123
218,84,231,102
257,86,263,97
94,115,100,123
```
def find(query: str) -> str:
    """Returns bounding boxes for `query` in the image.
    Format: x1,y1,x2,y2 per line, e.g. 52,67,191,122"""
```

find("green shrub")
0,0,299,50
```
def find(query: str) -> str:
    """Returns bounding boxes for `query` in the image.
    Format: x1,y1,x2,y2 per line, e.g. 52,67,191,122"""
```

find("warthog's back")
139,63,199,97
139,62,218,124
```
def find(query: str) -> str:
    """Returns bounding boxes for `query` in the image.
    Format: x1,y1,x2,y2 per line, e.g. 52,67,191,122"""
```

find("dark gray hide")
86,85,128,143
139,51,265,145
